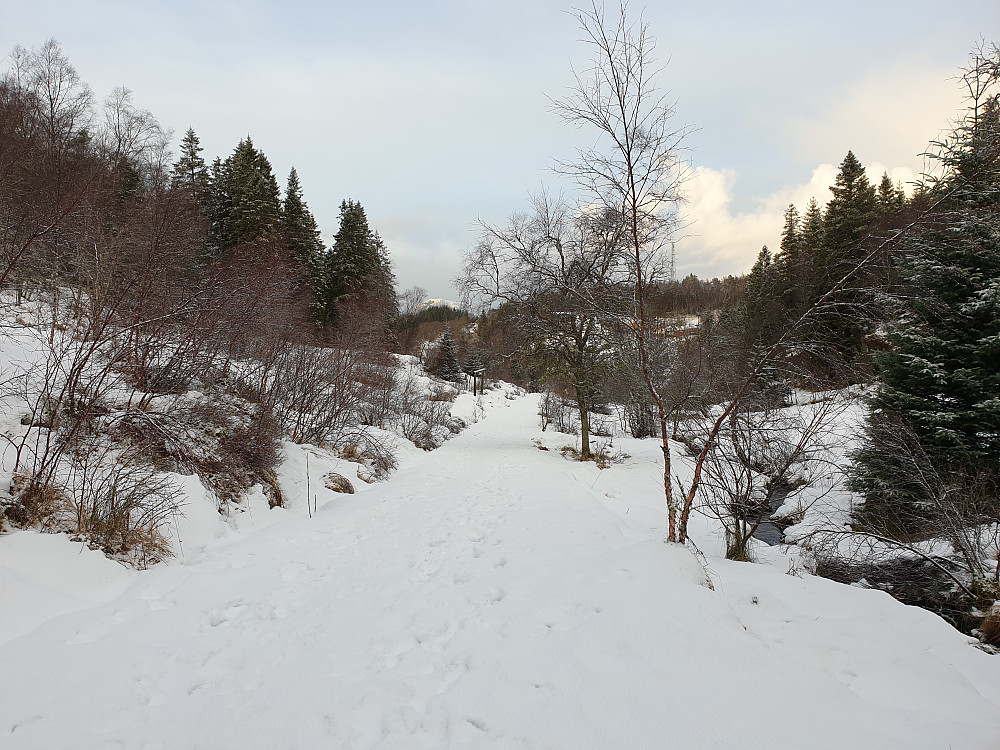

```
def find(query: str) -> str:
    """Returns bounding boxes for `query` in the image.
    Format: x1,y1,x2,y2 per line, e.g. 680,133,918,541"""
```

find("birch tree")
551,1,688,537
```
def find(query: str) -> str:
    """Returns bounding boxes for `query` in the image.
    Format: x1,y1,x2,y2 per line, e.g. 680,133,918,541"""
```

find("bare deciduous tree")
461,190,626,459
400,285,427,316
550,1,689,535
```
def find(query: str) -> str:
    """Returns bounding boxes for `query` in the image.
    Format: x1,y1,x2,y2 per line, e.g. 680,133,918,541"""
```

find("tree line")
0,40,437,562
1,39,398,344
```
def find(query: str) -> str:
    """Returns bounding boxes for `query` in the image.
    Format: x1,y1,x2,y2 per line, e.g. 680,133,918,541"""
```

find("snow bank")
1,391,999,749
0,530,135,645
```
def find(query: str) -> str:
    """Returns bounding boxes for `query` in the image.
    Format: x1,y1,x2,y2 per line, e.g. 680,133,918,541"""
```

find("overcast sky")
4,1,997,298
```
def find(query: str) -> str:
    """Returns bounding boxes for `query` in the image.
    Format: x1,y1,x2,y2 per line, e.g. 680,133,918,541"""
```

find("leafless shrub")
694,395,843,561
538,390,578,435
3,302,134,492
392,368,452,450
615,394,658,439
259,343,362,444
978,602,1000,648
219,413,282,471
7,438,182,567
428,384,456,402
337,430,397,482
356,359,399,428
110,391,282,509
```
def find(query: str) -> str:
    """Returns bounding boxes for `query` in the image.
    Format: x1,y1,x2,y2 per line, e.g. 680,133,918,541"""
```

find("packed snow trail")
2,392,1000,749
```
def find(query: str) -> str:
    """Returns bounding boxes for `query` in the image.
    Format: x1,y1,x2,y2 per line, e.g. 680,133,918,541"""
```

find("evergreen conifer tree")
328,200,379,291
851,65,1000,534
313,199,398,332
776,203,807,312
779,203,799,256
797,197,825,307
813,151,879,359
463,349,486,377
735,246,783,348
280,167,325,265
820,151,878,277
170,127,210,209
799,197,825,251
433,325,464,382
207,137,281,253
877,172,906,216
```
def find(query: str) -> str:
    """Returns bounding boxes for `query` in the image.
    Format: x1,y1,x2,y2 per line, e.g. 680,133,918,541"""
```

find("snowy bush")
64,446,182,567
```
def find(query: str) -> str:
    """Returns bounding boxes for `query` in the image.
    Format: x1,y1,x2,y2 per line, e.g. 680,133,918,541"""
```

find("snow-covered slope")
2,390,999,749
416,298,461,312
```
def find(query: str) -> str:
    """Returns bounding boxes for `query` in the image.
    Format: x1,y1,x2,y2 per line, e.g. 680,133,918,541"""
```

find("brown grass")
4,475,65,528
977,602,1000,648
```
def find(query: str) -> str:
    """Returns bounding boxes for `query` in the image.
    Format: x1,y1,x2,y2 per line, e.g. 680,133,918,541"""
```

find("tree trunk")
577,391,592,459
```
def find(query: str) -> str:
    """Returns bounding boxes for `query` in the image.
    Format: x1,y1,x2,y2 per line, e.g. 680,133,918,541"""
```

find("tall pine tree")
819,150,878,281
207,137,281,253
812,151,880,360
877,171,906,216
851,60,1000,535
776,203,809,313
170,127,210,210
313,199,398,333
280,167,325,266
799,197,825,253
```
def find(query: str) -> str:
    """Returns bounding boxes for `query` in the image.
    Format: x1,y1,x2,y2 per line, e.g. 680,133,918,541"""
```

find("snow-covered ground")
2,388,1000,749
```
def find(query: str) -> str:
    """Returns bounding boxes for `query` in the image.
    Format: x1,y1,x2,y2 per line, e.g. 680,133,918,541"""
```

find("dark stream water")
751,484,791,545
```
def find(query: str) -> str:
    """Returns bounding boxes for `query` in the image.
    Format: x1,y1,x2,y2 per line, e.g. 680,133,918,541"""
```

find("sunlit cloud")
677,160,920,280
786,58,961,175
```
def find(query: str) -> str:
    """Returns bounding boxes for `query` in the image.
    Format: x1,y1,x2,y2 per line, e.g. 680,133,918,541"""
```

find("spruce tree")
328,201,383,292
776,203,807,313
280,167,325,265
463,348,486,377
170,127,210,209
207,137,281,253
820,151,878,275
366,231,399,333
813,151,879,359
798,197,825,305
877,172,906,216
779,203,799,256
799,197,825,252
734,246,783,349
432,325,463,382
851,73,1000,534
313,199,398,332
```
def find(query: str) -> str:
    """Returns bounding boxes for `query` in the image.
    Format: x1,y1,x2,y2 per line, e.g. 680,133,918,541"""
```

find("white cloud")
676,159,920,279
786,58,961,174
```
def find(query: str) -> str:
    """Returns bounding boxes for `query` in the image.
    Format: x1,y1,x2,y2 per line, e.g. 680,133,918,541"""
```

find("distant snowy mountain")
416,297,461,311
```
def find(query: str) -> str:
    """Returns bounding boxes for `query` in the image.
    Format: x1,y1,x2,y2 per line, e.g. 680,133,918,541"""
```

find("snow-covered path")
2,393,1000,749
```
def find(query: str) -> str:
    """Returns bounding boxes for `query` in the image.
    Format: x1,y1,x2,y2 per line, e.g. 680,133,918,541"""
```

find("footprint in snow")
206,599,284,628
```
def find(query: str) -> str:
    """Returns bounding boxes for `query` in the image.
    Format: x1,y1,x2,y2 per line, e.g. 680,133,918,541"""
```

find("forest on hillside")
1,13,998,648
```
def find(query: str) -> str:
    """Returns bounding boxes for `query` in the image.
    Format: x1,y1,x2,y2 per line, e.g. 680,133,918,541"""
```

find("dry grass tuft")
977,602,1000,648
